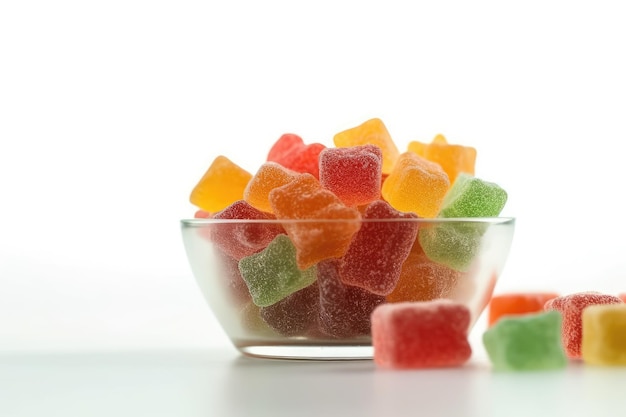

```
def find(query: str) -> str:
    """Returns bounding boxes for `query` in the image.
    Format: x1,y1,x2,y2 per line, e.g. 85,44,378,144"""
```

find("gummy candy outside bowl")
180,217,515,360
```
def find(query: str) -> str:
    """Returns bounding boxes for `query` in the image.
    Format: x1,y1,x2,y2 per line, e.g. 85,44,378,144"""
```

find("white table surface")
2,344,625,417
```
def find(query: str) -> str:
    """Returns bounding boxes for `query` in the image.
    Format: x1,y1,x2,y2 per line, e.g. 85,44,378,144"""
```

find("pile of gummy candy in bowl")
181,118,516,362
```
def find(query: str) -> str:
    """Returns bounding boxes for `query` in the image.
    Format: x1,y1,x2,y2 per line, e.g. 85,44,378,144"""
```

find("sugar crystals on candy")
371,300,472,369
544,291,623,359
259,282,319,337
267,133,326,179
582,304,626,366
407,134,477,184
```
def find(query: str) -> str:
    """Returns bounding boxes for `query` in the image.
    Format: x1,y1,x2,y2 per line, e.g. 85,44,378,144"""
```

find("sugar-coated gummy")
438,173,508,218
381,152,450,218
417,221,484,272
189,155,253,213
544,292,623,359
339,200,419,296
407,134,477,184
210,200,284,260
260,282,319,337
483,310,567,371
318,145,383,207
269,173,362,269
371,300,472,369
267,133,326,179
317,259,385,338
238,234,317,307
582,304,626,366
488,292,560,327
244,162,299,214
333,118,400,174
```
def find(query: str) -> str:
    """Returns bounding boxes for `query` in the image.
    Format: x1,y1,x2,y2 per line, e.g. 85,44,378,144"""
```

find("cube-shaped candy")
269,174,362,269
483,311,567,371
333,118,400,174
238,235,317,307
259,282,319,337
544,292,623,359
371,300,472,369
267,133,326,179
319,145,382,206
407,134,477,184
438,173,508,218
488,292,560,327
381,152,450,218
417,221,484,272
244,162,299,214
339,200,419,296
582,304,626,366
317,259,385,338
211,200,284,260
190,155,253,213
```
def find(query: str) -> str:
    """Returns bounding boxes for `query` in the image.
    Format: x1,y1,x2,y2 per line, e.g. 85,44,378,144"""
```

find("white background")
1,0,626,353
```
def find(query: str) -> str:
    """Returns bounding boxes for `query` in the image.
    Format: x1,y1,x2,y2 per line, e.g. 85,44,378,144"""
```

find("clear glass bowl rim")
181,217,515,226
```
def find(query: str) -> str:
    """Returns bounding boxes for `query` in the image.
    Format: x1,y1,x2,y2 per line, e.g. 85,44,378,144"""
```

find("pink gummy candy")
318,145,383,206
317,259,385,338
372,300,472,369
544,291,623,359
339,200,419,295
211,200,284,260
267,133,326,179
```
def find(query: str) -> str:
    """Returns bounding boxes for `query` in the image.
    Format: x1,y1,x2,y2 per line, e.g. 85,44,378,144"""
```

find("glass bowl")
181,217,515,360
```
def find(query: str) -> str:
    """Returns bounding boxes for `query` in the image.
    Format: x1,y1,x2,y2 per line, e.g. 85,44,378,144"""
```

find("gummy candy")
318,145,382,207
243,162,299,214
238,234,317,307
267,133,326,179
371,300,472,369
260,282,319,336
488,292,560,327
619,293,626,303
381,152,450,218
417,220,484,272
333,118,400,174
386,241,463,303
213,248,252,306
544,292,623,359
211,200,284,260
582,304,626,365
438,173,508,219
407,134,477,184
317,259,385,338
269,173,362,269
339,200,418,296
483,311,567,371
190,155,253,213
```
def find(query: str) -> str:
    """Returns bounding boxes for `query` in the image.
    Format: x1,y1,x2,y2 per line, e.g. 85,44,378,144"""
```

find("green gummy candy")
439,174,507,218
418,222,483,272
238,234,317,307
482,310,567,371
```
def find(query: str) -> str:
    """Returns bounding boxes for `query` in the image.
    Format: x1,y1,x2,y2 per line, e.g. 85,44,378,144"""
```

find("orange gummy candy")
333,118,399,175
244,162,299,214
268,174,361,269
386,241,463,303
407,134,476,184
381,152,450,218
189,156,252,213
488,292,560,327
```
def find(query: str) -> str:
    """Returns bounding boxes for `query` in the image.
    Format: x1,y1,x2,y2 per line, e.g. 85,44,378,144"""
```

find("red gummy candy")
213,248,252,306
339,200,419,296
211,200,284,260
372,300,472,369
317,259,385,338
544,291,623,359
260,282,319,336
267,133,326,179
319,145,383,206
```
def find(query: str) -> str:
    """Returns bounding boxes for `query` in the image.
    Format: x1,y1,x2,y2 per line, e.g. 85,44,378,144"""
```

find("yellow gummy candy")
381,152,450,218
189,155,252,213
407,134,476,184
582,304,626,366
333,118,399,175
